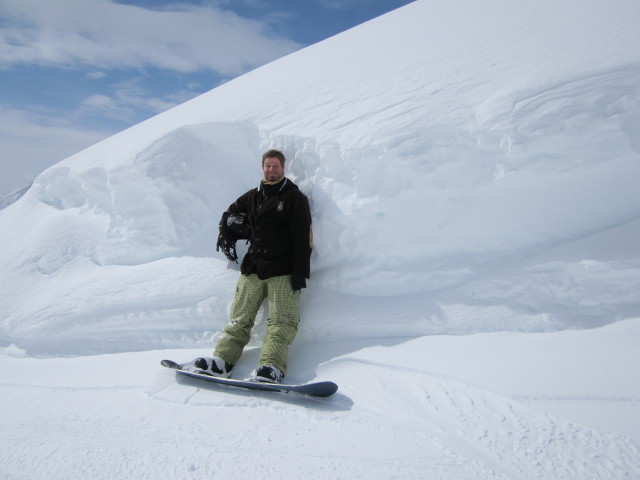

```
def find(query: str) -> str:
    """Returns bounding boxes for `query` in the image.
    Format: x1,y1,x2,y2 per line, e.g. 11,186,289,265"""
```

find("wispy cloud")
308,0,383,10
86,71,107,80
77,76,196,122
0,0,302,75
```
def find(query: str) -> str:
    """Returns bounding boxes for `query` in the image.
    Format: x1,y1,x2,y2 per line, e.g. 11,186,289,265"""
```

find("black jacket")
222,177,312,280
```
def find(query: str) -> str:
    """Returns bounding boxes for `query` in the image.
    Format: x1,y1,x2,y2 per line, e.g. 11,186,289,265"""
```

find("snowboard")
161,359,338,398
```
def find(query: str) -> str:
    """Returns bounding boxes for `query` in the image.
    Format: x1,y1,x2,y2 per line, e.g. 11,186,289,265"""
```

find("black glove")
216,233,238,262
291,276,306,291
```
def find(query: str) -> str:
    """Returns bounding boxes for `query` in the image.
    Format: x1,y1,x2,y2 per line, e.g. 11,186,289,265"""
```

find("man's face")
263,157,284,183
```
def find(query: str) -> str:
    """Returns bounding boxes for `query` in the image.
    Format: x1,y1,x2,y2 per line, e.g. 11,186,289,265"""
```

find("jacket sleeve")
289,192,313,279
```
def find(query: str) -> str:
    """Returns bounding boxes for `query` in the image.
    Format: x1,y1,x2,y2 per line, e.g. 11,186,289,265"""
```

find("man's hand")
216,234,238,262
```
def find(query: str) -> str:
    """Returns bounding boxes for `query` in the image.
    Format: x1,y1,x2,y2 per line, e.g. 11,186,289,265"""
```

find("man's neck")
262,176,285,186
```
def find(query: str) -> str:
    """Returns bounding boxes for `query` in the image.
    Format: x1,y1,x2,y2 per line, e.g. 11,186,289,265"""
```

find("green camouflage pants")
214,273,300,375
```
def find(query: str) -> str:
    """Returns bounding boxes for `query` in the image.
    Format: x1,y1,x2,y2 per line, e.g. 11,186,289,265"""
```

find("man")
194,149,312,383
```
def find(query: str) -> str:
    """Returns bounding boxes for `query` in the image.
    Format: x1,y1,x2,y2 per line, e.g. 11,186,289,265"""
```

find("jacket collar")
260,177,288,197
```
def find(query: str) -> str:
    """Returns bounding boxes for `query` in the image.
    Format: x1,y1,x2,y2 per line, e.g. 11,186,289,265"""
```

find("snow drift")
1,0,640,354
2,0,640,356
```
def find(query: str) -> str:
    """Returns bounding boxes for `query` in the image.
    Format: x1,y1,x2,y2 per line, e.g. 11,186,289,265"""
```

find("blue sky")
0,0,414,194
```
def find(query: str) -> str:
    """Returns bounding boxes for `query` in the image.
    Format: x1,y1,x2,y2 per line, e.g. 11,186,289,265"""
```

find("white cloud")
76,76,198,122
0,0,301,75
86,71,107,80
309,0,372,10
81,94,118,112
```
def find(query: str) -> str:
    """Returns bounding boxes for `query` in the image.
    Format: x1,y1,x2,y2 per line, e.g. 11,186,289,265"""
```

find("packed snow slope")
1,0,640,478
1,321,639,480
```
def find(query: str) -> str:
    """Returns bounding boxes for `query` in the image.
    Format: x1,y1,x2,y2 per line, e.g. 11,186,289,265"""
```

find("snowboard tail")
161,359,338,398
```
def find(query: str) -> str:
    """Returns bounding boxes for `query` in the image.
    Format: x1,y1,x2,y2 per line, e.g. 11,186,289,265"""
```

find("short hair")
262,149,286,167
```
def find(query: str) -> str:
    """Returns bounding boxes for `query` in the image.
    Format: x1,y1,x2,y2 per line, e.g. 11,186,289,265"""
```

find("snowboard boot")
254,364,283,384
193,356,233,378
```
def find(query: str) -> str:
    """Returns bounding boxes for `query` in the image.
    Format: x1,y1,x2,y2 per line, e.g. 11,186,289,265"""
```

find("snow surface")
1,0,640,478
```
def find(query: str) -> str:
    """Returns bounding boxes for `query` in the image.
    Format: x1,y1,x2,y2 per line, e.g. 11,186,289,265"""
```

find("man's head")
262,149,286,183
